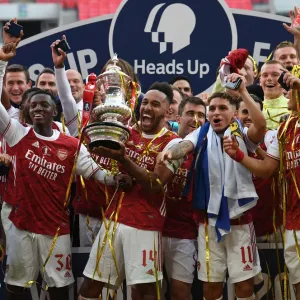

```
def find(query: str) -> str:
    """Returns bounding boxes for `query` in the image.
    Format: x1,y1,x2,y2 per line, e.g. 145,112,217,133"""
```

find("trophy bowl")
83,121,130,150
82,54,140,150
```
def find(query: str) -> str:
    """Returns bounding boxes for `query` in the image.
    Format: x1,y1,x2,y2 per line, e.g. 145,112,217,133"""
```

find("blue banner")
11,0,291,94
2,1,295,298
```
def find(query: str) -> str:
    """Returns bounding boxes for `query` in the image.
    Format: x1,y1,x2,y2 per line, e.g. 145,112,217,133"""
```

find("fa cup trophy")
83,55,141,150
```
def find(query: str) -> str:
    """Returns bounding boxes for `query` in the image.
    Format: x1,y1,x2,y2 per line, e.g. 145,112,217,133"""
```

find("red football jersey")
73,154,115,218
8,128,90,236
105,127,180,231
1,122,64,207
163,153,198,239
277,118,300,230
249,138,282,237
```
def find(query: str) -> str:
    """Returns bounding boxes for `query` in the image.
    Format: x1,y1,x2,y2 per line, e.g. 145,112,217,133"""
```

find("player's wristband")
233,148,244,162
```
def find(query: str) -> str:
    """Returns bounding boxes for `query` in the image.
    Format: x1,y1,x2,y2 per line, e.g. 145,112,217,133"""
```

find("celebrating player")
0,23,116,300
158,74,266,299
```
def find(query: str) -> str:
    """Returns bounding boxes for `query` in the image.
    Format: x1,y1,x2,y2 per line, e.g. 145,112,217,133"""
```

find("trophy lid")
98,53,132,85
97,54,141,98
106,54,122,72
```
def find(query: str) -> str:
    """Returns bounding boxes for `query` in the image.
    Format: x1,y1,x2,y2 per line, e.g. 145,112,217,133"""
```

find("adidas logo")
243,264,252,271
32,141,40,148
146,269,154,276
64,271,72,278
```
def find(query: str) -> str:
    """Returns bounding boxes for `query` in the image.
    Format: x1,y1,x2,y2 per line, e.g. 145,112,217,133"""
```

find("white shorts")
83,220,163,288
1,202,12,249
284,229,300,285
163,237,196,284
79,214,102,247
256,226,283,243
198,222,261,284
5,224,74,288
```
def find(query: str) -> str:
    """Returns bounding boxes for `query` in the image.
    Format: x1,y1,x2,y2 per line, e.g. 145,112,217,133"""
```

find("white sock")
78,295,99,300
236,294,255,300
203,297,223,300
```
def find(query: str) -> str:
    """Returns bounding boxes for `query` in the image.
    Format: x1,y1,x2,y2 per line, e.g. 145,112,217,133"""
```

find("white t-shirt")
265,130,280,160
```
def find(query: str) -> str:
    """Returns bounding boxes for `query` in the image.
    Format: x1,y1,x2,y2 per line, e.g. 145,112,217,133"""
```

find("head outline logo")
109,0,238,61
144,3,196,54
109,0,238,92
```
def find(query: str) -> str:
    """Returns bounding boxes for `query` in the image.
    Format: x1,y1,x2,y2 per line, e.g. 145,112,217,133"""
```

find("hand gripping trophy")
83,55,141,150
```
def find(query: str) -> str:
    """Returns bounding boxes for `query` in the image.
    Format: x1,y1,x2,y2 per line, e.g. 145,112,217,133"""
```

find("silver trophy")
83,54,141,150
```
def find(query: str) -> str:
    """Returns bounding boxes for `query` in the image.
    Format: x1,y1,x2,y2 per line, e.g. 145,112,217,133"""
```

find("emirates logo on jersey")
57,149,68,161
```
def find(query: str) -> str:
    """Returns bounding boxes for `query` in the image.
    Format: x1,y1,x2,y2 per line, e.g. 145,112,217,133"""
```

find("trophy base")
83,121,130,151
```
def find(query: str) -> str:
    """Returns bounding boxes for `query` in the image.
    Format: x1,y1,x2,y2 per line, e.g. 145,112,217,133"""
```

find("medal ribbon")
153,233,161,300
271,178,283,295
204,218,210,282
61,113,66,134
80,175,96,244
42,130,96,288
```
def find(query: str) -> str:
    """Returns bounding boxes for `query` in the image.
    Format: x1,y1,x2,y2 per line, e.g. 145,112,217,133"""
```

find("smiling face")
5,72,31,105
140,90,170,134
244,58,257,86
167,89,183,121
273,46,298,71
19,91,38,124
207,97,236,133
29,94,56,127
177,102,206,138
237,100,262,128
172,80,192,97
37,73,58,96
66,69,84,103
260,63,283,100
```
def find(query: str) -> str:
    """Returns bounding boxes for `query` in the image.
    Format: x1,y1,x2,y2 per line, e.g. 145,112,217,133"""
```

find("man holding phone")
223,73,300,299
158,86,266,300
52,36,85,118
4,18,23,39
260,60,290,129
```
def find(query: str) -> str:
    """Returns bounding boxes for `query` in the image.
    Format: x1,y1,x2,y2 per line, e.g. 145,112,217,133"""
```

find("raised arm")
283,7,300,59
227,73,266,143
51,36,79,137
0,21,29,146
1,80,20,121
1,77,10,110
0,61,7,107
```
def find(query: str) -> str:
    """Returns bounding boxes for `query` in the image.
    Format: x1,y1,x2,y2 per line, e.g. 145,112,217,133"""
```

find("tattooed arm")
157,140,194,164
157,126,200,164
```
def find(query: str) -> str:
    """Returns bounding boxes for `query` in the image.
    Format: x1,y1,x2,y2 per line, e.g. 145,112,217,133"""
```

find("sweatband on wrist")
234,148,244,162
